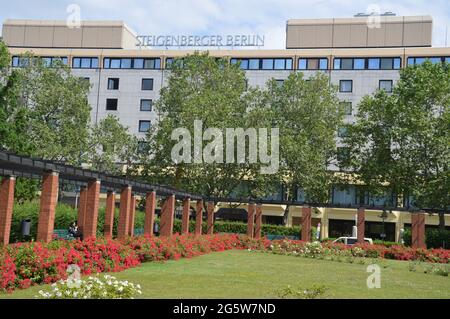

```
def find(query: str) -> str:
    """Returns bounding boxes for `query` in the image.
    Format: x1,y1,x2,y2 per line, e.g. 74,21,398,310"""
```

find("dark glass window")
341,59,353,70
141,78,154,90
380,58,394,70
140,99,152,111
368,58,380,69
379,80,393,92
110,58,121,69
249,59,259,70
274,59,285,70
106,98,118,111
340,101,352,115
262,59,274,70
339,80,353,93
73,57,98,69
121,58,132,68
337,147,351,167
107,78,119,90
139,120,151,132
133,58,144,69
338,127,348,137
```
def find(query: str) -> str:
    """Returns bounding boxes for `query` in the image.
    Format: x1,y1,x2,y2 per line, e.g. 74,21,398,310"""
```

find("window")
230,58,292,70
368,58,380,70
133,58,144,69
354,58,365,69
340,101,352,115
140,99,152,111
337,147,350,167
248,59,259,70
139,120,151,132
338,127,348,137
379,80,393,93
262,59,274,70
298,58,328,70
141,78,154,90
341,59,353,70
73,57,98,69
13,56,68,68
275,79,284,87
407,57,447,66
106,99,118,111
446,57,450,64
137,141,148,153
107,78,119,90
339,80,353,93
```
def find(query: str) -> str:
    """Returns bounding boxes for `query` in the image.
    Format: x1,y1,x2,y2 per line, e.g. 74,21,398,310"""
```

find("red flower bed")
270,239,450,263
0,234,269,293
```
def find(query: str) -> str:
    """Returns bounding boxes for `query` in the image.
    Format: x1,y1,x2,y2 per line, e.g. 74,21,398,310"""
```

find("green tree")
258,73,343,222
344,61,450,228
141,52,264,198
85,114,139,175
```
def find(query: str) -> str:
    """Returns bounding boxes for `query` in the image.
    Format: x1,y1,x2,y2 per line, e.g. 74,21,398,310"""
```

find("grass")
1,250,449,299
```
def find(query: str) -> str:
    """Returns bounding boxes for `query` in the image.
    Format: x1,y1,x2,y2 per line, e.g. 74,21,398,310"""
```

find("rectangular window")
141,78,154,90
285,59,293,70
380,58,394,70
307,59,319,70
275,79,284,87
274,59,286,70
340,101,352,115
368,58,380,69
140,99,152,111
339,80,353,93
107,78,119,90
445,57,450,63
139,120,151,132
110,58,121,69
319,58,328,70
81,58,91,68
133,58,144,69
379,80,393,93
239,59,249,70
337,147,351,167
262,59,274,70
248,59,260,70
341,59,353,70
106,98,118,111
334,58,341,70
354,58,365,70
407,57,415,66
393,58,401,69
73,57,98,69
338,127,348,138
298,59,307,70
121,58,132,69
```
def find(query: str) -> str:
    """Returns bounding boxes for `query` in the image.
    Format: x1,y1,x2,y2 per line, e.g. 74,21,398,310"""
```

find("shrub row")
10,202,314,242
403,228,450,249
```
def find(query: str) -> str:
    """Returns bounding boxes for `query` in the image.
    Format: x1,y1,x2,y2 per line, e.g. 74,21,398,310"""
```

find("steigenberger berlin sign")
136,35,265,48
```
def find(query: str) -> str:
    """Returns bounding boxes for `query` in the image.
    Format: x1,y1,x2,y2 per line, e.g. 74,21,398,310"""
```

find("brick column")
254,204,263,239
411,212,426,249
206,202,215,235
77,186,87,234
144,191,156,236
117,186,132,239
160,195,175,237
301,206,312,242
104,191,115,238
37,171,59,243
195,200,203,236
128,195,136,237
181,197,190,235
0,176,15,245
247,203,255,238
83,180,101,239
357,207,365,244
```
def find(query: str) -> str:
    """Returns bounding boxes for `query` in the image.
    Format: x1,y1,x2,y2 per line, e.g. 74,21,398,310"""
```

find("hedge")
403,228,450,249
9,202,315,242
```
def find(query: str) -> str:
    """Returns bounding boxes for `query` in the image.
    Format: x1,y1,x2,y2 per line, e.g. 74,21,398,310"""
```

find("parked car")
332,237,373,245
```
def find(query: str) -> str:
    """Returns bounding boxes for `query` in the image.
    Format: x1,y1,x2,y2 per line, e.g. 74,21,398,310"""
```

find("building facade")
2,16,449,240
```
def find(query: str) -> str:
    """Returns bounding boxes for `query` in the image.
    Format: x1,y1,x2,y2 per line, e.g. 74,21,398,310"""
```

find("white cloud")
0,0,449,47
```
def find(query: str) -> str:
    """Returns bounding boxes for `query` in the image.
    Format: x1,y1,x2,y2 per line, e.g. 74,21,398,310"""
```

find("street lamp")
378,209,389,240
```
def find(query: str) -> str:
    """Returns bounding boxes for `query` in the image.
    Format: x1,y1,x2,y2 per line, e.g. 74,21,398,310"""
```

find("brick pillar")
160,195,175,237
77,186,87,234
357,207,365,244
144,191,156,236
83,180,101,239
254,204,263,239
117,186,132,239
247,203,255,238
37,171,59,243
206,202,215,235
301,206,312,242
181,197,190,235
104,191,115,238
411,212,426,249
0,176,15,245
128,195,136,237
195,200,203,236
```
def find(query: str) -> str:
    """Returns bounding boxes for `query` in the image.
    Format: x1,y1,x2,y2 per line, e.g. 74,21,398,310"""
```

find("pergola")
0,150,432,248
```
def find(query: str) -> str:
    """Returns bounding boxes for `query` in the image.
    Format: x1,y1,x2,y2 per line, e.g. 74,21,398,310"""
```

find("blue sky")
0,0,449,48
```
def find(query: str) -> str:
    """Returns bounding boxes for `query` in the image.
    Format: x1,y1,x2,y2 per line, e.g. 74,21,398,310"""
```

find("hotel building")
1,15,449,241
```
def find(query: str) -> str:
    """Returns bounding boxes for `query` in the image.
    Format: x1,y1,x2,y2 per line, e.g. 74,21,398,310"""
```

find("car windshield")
347,238,357,245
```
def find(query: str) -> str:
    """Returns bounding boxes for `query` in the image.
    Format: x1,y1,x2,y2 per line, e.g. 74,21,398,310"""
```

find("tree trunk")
282,205,290,226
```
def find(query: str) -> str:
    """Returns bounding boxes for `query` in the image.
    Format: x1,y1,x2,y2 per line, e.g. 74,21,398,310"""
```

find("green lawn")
1,250,449,299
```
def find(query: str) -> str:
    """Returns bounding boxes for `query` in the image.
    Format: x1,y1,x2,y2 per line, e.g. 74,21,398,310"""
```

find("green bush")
10,201,317,242
373,240,400,247
403,228,450,249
